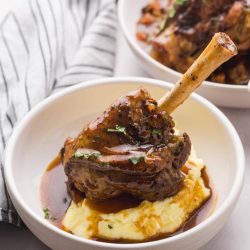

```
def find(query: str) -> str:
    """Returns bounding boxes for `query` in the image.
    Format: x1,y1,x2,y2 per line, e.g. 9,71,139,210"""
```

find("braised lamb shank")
62,32,237,203
62,88,191,202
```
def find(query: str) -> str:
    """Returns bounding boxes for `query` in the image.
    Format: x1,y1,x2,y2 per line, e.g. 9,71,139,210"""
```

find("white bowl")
118,0,250,108
5,77,245,250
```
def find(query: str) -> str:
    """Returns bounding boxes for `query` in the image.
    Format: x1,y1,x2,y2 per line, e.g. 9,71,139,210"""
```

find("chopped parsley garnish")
168,6,176,18
43,208,56,221
168,0,189,17
129,156,145,165
152,129,162,136
74,151,100,159
108,224,113,229
43,208,49,219
74,151,85,158
100,162,110,167
176,0,188,5
159,0,188,33
107,125,127,135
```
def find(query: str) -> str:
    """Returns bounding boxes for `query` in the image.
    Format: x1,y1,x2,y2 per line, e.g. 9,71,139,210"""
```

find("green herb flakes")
152,129,162,136
74,151,85,158
176,0,188,5
74,151,100,159
129,156,145,165
101,162,110,167
107,125,127,135
168,6,176,18
108,224,113,229
43,208,49,219
159,16,168,33
43,208,56,221
159,0,189,34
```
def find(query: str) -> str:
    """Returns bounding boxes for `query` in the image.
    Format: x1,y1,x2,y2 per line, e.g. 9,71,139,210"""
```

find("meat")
62,88,191,202
137,0,250,84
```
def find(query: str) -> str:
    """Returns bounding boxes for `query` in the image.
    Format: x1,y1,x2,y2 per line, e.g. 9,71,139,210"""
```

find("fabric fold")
0,0,117,226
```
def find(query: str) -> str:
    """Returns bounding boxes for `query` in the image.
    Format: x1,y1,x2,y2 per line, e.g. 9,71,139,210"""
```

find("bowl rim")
118,0,249,91
5,77,245,249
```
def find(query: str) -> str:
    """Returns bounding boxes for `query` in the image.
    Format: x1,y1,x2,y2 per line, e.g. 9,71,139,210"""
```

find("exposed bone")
158,32,238,113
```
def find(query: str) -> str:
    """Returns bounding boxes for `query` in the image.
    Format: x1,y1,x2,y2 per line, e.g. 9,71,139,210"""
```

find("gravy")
41,156,216,241
85,194,142,214
40,155,70,228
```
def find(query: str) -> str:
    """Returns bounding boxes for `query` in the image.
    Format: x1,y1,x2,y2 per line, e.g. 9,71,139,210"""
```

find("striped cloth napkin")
0,0,117,226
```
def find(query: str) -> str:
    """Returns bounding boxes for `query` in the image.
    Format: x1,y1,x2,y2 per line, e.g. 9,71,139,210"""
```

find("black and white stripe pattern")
0,0,117,226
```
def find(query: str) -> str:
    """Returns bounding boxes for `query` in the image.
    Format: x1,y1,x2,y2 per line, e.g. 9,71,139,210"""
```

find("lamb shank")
62,32,237,204
61,88,191,202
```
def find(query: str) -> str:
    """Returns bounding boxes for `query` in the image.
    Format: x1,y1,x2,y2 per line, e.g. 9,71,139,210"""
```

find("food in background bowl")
136,0,250,85
41,88,214,242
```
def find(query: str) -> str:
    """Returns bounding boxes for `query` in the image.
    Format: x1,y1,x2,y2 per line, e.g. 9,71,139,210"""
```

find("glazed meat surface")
137,0,250,84
62,88,191,202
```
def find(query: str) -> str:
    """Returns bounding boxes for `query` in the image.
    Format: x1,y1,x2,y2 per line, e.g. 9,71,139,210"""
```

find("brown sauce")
41,156,216,242
40,155,71,228
85,194,142,214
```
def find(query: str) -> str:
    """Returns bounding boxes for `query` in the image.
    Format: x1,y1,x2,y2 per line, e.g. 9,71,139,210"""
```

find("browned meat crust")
62,88,191,202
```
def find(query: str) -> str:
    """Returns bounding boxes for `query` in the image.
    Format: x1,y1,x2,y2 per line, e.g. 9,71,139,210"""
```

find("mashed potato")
62,149,211,241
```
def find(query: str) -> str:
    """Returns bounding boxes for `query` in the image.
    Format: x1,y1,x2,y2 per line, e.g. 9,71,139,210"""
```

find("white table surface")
1,4,250,249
